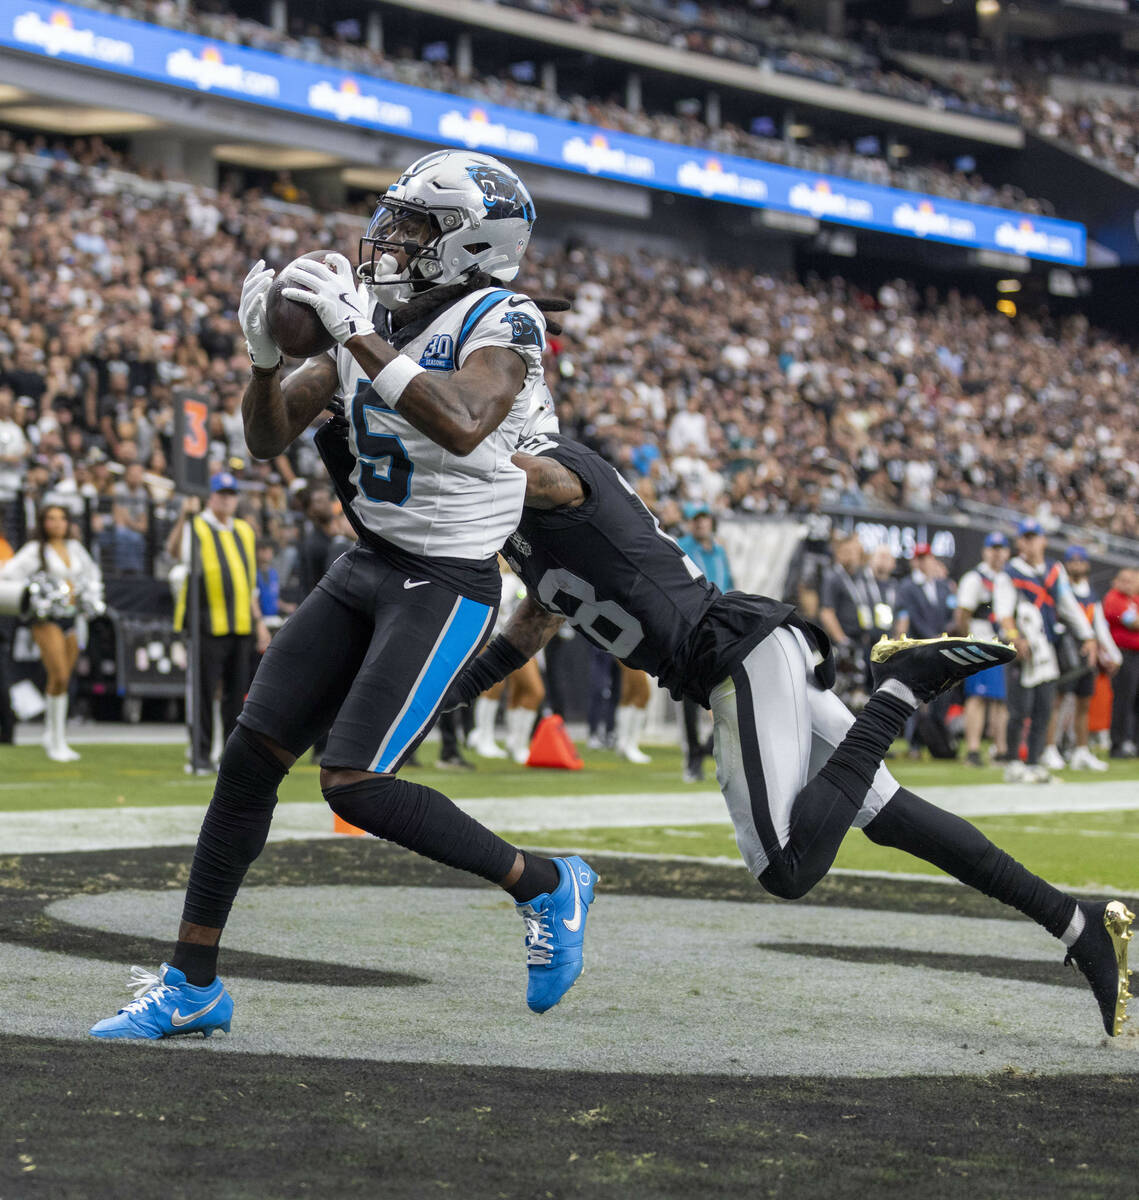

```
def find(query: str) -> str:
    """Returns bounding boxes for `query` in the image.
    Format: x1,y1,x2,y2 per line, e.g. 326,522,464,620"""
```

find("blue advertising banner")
0,0,1087,265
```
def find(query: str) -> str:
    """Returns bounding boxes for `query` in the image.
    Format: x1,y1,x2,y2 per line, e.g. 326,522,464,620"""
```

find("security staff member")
169,472,270,769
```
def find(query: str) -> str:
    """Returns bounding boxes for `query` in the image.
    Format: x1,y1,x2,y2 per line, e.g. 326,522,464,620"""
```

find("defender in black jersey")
443,435,1134,1038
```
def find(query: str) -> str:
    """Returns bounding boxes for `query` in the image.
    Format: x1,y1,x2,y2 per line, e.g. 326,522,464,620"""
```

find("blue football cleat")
89,964,233,1040
517,856,598,1014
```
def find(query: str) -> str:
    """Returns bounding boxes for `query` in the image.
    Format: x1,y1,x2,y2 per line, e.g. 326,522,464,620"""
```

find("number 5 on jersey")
352,397,414,506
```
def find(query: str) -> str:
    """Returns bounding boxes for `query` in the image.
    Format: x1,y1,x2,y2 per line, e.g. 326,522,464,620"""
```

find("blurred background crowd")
5,0,1139,766
4,129,1139,590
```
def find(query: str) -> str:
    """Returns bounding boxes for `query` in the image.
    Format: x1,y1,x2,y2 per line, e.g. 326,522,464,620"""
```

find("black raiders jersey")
506,435,796,704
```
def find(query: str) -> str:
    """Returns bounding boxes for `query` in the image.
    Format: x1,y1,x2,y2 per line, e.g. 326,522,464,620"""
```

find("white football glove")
239,259,282,369
280,253,375,345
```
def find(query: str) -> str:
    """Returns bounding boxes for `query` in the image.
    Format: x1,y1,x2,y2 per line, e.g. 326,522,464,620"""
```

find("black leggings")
1005,674,1056,765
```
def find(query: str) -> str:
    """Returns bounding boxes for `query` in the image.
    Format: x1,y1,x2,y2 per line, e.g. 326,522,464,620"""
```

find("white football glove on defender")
239,259,282,369
280,253,375,345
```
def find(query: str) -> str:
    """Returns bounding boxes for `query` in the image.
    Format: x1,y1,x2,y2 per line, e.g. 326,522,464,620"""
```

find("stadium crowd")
69,0,1053,214
4,132,1139,763
79,0,1003,117
952,80,1139,187
3,131,1139,576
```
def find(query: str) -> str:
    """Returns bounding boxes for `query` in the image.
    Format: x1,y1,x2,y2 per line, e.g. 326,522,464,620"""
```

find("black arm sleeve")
441,634,530,712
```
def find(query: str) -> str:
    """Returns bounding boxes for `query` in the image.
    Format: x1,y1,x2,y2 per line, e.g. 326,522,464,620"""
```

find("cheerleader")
0,504,103,761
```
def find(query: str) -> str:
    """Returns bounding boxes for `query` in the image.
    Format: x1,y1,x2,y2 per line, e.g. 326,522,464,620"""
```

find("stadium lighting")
996,279,1022,293
213,145,342,170
0,105,162,134
976,0,1000,15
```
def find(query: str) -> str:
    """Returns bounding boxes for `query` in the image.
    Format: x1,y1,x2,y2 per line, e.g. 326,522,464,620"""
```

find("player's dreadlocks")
386,270,570,336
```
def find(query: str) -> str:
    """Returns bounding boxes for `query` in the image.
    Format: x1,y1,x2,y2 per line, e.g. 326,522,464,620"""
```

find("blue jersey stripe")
456,289,513,358
371,596,494,773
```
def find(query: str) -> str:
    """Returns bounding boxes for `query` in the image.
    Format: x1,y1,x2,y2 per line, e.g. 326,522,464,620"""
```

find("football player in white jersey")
90,150,596,1040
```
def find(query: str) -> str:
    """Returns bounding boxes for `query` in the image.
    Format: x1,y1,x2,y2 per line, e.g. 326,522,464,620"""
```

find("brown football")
265,251,339,360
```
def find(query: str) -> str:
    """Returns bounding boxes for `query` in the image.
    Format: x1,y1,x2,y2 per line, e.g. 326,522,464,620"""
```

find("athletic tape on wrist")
375,355,426,406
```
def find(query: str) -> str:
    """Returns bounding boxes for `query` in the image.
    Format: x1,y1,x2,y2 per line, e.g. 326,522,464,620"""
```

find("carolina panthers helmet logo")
501,311,542,348
467,165,535,223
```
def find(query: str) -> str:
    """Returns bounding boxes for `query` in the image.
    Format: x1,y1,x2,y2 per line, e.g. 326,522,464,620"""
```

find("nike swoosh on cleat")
170,992,224,1027
403,579,430,590
562,870,583,933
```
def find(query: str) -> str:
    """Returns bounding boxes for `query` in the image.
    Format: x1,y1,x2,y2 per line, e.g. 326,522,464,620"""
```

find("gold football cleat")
1103,901,1134,1037
869,634,1016,703
869,632,1013,663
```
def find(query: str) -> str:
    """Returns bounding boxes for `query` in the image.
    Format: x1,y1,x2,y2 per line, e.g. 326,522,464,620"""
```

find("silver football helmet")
359,149,536,309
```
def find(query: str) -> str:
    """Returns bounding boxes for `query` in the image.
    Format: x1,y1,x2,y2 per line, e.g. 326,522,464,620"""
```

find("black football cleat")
870,635,1016,703
1065,900,1134,1037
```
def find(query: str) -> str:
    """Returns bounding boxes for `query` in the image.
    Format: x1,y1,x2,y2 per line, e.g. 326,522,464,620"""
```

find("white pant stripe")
709,626,900,878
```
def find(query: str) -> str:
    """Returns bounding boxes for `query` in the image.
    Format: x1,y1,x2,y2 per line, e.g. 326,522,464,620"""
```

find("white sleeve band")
375,355,426,406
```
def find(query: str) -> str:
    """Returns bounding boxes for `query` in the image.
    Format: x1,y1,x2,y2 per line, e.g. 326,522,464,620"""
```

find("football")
265,250,339,359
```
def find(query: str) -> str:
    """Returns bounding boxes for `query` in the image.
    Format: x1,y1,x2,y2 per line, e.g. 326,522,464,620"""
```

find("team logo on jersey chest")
419,333,454,371
507,532,531,564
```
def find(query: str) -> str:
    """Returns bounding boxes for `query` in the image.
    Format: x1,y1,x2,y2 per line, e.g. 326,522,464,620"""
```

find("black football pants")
193,632,253,765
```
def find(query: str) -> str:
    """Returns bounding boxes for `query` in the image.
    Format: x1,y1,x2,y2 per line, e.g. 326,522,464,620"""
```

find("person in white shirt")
0,387,29,503
1042,546,1121,772
994,519,1096,782
955,531,1016,767
0,503,103,761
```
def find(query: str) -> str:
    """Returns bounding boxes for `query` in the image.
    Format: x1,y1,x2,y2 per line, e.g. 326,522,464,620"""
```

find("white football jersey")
332,285,547,560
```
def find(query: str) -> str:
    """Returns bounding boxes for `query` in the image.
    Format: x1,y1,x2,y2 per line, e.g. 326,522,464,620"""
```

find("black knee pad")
219,725,289,800
322,773,401,830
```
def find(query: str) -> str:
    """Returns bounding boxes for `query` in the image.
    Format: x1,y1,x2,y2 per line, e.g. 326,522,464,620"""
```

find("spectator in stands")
99,459,149,576
677,508,734,781
996,519,1096,783
112,461,151,539
0,504,103,762
0,387,28,532
1104,567,1139,759
955,532,1014,767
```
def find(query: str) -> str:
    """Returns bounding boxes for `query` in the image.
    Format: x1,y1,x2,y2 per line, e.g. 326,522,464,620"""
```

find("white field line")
1,780,1138,856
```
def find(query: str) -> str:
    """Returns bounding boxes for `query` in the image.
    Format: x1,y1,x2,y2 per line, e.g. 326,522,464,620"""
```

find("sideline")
1,781,1137,855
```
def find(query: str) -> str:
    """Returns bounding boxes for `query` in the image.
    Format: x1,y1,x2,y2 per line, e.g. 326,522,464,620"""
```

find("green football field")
3,740,1138,892
4,737,1138,1199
